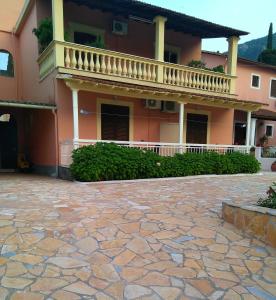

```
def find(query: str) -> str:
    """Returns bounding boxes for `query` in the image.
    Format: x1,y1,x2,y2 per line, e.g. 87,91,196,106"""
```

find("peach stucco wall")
0,0,25,32
203,52,276,112
0,31,19,100
18,3,56,104
236,63,276,112
56,80,234,149
63,2,201,63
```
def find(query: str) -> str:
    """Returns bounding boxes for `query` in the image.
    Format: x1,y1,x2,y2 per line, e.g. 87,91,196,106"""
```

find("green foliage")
258,49,276,66
187,60,224,73
267,23,273,50
188,60,206,69
211,65,224,73
33,18,53,53
33,18,69,53
257,182,276,209
85,36,105,49
70,143,261,182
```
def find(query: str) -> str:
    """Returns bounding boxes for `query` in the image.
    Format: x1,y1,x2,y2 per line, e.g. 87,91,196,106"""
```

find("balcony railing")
60,140,249,167
38,41,235,96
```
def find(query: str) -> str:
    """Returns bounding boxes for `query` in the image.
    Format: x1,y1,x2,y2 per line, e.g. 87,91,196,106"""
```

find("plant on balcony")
85,36,105,49
212,65,224,73
257,182,276,209
187,60,224,73
33,18,53,53
33,18,69,53
70,143,260,182
188,60,206,69
260,135,268,147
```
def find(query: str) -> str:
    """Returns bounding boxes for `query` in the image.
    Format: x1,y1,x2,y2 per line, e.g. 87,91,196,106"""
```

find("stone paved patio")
0,173,276,300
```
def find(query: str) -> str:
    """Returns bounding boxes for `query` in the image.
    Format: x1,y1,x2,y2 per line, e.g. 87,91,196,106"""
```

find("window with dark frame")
251,74,260,88
0,50,14,77
270,79,276,98
265,125,273,138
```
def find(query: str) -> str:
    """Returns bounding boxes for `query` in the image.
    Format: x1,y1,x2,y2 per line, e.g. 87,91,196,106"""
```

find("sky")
141,0,276,52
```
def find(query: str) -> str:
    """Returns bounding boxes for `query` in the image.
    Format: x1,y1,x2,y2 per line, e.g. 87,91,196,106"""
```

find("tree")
258,23,276,65
267,22,273,50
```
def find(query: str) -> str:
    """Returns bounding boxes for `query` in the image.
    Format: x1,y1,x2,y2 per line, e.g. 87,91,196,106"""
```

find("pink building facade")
203,52,276,147
0,0,264,176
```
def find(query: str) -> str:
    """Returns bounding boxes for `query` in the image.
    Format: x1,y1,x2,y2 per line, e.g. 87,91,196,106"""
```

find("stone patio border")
75,172,268,185
222,200,276,248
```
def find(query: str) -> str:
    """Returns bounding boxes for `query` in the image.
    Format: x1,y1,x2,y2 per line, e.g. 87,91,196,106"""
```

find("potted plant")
271,161,276,172
260,135,268,147
33,18,53,53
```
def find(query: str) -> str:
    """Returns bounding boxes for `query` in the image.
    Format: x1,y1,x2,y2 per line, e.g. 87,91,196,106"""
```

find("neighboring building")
202,51,276,147
0,0,262,176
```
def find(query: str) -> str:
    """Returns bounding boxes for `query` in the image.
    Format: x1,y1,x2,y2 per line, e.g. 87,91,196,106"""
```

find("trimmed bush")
70,143,261,182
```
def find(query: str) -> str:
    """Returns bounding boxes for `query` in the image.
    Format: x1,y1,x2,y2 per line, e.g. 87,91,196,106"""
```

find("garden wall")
222,201,276,248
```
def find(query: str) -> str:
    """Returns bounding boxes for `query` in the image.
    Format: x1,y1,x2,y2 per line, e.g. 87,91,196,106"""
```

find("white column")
250,118,257,146
179,103,185,144
72,89,79,142
246,111,252,147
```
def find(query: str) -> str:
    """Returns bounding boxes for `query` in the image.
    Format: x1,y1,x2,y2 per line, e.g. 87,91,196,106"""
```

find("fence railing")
39,41,234,95
60,140,249,167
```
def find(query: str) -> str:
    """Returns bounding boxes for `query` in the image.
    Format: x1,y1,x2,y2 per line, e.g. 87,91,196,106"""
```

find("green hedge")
70,143,261,182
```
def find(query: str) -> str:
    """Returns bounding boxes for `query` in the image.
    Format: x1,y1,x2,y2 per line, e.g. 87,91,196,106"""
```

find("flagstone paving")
0,173,276,299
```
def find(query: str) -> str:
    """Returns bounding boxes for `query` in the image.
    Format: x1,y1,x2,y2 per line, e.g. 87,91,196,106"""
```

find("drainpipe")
52,108,59,178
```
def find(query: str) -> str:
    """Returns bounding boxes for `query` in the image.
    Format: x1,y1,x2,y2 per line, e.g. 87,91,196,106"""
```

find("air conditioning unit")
162,101,179,113
145,99,162,110
113,20,128,35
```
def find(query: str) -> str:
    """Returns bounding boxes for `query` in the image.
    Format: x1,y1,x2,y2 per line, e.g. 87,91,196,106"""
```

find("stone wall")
222,202,276,248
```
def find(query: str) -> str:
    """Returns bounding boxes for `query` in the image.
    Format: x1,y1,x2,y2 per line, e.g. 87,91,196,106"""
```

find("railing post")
54,42,65,67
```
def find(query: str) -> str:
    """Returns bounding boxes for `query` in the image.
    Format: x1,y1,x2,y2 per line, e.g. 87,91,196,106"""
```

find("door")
234,122,247,145
101,104,130,141
186,113,208,144
0,115,18,169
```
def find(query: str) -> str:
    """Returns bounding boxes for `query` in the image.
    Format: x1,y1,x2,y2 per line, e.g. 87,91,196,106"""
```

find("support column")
153,16,167,61
246,111,252,148
153,16,167,83
52,0,64,41
227,36,240,94
250,118,257,146
72,89,79,142
178,102,185,144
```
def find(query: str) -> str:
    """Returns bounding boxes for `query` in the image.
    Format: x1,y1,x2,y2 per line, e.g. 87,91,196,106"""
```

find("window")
265,125,274,138
164,45,180,64
0,50,14,77
251,74,260,89
164,50,178,64
270,79,276,98
68,22,105,46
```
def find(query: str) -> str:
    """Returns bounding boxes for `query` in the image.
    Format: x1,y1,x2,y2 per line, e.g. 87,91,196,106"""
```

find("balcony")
38,41,235,98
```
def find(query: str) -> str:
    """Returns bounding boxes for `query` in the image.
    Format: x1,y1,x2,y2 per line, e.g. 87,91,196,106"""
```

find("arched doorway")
0,114,18,169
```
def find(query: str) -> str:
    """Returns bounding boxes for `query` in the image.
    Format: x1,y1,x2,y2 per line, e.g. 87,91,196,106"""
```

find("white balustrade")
60,42,233,94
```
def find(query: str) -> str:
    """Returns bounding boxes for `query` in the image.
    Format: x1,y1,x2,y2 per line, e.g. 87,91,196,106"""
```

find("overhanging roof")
67,0,248,38
0,99,56,110
203,50,276,71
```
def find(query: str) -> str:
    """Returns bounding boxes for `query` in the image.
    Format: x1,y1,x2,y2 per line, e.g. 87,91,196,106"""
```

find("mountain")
238,33,276,61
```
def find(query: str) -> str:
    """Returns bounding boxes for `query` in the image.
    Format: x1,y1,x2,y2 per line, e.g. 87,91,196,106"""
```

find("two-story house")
0,0,263,177
202,51,276,147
